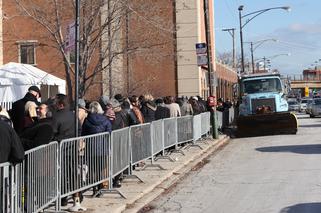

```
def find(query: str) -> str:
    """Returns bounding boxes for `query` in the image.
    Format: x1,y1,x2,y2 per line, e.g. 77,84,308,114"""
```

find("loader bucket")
236,112,298,137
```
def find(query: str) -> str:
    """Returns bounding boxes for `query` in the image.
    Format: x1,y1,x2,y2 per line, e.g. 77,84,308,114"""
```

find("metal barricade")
0,102,12,111
15,142,59,213
163,117,178,149
200,112,211,136
151,120,164,155
229,107,235,125
177,116,193,144
111,128,130,178
193,114,202,141
216,111,223,130
0,162,12,213
130,123,152,166
60,133,110,198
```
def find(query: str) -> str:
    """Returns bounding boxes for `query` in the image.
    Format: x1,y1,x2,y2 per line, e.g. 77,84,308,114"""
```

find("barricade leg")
184,141,204,150
139,159,166,171
154,150,175,162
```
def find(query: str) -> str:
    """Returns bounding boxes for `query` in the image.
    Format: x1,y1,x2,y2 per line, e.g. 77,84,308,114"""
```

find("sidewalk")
70,135,229,213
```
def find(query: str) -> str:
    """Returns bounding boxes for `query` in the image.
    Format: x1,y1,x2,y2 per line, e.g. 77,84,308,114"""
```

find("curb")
122,135,230,213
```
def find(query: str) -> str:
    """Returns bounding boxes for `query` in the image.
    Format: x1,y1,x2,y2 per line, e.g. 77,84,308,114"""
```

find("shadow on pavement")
280,202,321,213
256,144,321,154
299,124,321,128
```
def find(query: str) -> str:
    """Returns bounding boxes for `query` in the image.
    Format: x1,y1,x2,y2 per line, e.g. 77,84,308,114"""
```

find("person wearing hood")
140,94,157,123
82,101,112,135
10,86,41,134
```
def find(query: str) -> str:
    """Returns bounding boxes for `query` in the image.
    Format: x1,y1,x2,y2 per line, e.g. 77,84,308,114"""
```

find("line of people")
0,86,210,212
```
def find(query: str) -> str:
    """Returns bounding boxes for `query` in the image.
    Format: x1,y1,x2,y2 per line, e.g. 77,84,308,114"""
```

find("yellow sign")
305,87,309,97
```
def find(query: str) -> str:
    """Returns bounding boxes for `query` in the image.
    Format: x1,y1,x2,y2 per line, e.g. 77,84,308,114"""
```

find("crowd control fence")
3,112,215,212
0,162,12,213
216,107,236,132
0,102,13,111
59,133,110,199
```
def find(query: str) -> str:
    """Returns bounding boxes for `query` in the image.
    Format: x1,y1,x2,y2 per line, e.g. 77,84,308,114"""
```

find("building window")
17,41,37,65
20,44,35,64
68,49,75,64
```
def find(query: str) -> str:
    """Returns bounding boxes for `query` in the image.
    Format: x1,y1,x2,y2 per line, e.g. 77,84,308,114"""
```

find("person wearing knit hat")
11,85,41,134
98,95,110,110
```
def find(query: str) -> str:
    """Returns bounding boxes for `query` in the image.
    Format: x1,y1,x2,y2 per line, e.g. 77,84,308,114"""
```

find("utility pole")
203,0,213,95
250,42,255,73
263,56,266,71
203,0,218,139
222,28,236,69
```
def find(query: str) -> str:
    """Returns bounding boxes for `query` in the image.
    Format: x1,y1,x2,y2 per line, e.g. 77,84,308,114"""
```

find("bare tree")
11,0,175,100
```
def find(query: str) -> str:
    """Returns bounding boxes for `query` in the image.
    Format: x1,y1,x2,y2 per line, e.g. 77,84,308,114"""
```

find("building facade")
0,0,237,101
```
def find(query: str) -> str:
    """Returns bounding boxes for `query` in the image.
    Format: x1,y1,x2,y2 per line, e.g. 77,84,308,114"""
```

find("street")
146,113,321,213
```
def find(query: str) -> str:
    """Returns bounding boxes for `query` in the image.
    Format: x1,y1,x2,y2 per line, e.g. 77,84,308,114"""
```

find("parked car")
299,98,311,112
306,99,314,114
310,98,321,118
288,100,300,112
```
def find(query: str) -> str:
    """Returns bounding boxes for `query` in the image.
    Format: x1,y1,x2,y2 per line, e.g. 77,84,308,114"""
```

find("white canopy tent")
0,62,66,103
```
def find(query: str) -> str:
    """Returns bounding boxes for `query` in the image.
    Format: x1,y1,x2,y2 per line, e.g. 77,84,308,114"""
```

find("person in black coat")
0,120,24,164
108,98,129,130
52,94,81,142
155,98,170,120
141,94,156,123
10,86,41,134
20,103,54,151
121,100,139,126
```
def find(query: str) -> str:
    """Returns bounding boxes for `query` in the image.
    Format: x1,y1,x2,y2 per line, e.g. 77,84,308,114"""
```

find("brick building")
0,0,237,101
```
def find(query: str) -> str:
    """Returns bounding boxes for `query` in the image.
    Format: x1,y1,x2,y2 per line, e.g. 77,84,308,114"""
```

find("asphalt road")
146,113,321,213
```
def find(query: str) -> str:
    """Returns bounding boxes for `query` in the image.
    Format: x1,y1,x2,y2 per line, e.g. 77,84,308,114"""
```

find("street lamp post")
238,5,290,74
74,0,80,137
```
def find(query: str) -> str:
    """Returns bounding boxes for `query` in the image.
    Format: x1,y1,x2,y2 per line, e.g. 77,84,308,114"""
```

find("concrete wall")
176,0,200,97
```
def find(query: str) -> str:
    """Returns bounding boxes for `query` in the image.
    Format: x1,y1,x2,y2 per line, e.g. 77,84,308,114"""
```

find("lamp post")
238,5,290,74
74,0,80,137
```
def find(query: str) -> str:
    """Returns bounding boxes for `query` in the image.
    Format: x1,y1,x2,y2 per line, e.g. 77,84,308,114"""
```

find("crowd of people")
0,86,214,211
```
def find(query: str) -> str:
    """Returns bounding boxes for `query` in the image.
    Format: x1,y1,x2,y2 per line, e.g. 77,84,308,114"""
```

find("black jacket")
10,93,40,134
20,118,54,151
52,108,80,142
141,101,157,123
112,110,129,131
0,120,24,164
155,105,170,120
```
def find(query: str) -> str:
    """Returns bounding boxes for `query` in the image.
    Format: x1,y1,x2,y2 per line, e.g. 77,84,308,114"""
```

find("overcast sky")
214,0,321,75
